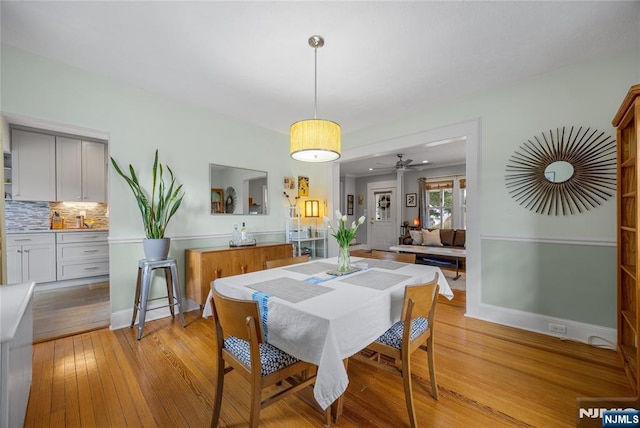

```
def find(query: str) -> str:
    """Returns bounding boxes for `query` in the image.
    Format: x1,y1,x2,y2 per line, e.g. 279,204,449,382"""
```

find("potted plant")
111,149,185,260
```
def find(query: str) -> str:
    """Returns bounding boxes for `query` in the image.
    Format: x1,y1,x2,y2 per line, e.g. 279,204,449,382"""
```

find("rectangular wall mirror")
209,164,268,215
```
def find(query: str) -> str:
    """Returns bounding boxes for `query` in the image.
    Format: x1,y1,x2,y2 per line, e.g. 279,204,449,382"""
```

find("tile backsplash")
5,201,109,232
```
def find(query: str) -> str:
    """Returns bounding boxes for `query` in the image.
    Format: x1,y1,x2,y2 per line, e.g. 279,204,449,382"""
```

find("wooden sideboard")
185,242,293,306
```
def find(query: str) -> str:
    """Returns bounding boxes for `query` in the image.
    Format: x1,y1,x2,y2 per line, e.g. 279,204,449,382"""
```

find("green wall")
344,47,639,329
482,239,616,327
0,45,330,313
2,42,639,330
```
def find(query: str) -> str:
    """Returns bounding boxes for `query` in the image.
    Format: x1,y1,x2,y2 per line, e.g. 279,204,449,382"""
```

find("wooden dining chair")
356,273,439,428
349,249,374,258
264,254,309,269
210,290,330,428
370,249,417,264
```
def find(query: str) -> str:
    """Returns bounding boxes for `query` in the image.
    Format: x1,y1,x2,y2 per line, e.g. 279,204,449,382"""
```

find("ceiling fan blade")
403,158,414,165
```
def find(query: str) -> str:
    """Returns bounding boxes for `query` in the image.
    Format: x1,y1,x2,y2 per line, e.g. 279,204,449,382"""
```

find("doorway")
367,181,397,250
330,118,480,318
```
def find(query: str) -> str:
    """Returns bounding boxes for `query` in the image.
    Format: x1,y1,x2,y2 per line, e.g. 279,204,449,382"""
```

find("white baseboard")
110,298,202,331
466,303,617,350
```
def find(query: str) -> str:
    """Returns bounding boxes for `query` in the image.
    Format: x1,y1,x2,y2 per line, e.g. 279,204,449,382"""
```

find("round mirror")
504,126,616,215
544,161,574,183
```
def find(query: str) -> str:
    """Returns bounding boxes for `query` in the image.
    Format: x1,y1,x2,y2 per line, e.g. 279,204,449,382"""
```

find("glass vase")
337,245,351,273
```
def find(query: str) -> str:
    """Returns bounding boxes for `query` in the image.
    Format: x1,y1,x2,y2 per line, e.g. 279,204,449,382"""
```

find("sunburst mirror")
504,126,616,215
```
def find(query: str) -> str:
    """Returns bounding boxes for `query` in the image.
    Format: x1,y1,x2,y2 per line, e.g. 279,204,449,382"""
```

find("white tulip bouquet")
325,210,366,272
325,210,366,247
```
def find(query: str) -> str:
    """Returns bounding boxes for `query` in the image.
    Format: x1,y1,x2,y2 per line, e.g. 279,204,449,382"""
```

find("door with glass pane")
367,181,397,250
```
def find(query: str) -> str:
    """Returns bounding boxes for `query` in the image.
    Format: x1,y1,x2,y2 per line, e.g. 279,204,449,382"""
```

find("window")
426,180,453,229
375,191,392,221
419,177,466,229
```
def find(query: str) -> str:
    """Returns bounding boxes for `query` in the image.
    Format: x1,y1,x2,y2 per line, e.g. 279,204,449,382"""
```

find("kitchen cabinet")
185,243,293,306
10,129,56,201
56,137,107,203
56,231,109,280
0,281,34,428
3,152,11,200
6,233,56,284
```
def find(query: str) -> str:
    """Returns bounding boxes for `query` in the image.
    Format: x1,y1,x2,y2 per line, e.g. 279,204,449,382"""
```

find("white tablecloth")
202,256,453,409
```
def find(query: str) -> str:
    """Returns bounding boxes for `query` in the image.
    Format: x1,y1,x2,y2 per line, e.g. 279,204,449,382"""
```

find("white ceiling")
1,1,638,176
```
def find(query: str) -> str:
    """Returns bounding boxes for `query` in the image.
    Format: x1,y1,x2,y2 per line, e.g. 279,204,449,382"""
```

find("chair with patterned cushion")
370,250,416,264
210,290,330,428
356,273,439,428
264,254,309,269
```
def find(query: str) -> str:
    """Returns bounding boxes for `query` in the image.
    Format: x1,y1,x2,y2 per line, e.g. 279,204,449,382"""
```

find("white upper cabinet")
11,129,56,201
82,141,107,202
55,137,82,201
56,137,106,202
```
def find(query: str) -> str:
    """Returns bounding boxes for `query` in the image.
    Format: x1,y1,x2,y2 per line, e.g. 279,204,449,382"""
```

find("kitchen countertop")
7,228,109,234
0,281,35,343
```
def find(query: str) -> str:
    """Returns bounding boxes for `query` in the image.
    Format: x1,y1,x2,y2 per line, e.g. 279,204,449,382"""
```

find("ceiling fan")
372,154,421,171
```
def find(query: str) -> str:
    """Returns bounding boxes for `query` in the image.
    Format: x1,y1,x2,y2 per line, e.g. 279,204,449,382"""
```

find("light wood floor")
25,291,633,427
33,282,110,343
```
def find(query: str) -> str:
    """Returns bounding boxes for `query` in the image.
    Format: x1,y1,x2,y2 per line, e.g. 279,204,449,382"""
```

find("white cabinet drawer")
7,233,55,246
57,260,109,280
55,232,109,280
57,242,108,262
56,231,108,244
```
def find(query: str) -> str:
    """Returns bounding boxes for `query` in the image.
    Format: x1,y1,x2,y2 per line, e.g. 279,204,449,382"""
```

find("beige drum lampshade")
290,119,341,162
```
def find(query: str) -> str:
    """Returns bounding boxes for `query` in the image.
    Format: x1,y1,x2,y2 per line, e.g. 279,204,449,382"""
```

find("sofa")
399,228,465,249
397,228,466,269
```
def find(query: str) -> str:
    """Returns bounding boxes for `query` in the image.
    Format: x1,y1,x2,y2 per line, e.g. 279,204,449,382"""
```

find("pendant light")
290,35,341,162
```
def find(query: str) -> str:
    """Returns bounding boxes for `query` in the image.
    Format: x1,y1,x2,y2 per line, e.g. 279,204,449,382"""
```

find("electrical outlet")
549,323,566,334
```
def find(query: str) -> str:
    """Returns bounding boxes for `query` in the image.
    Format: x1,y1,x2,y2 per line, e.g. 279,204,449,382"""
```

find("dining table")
202,256,454,411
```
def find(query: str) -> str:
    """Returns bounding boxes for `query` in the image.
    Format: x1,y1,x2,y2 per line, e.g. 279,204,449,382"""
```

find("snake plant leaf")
111,149,185,239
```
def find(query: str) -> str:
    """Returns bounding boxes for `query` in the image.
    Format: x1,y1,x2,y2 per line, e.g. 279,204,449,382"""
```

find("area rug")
442,270,466,291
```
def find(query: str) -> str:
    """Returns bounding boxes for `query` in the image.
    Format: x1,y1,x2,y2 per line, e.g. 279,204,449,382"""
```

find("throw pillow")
409,229,423,245
421,229,443,247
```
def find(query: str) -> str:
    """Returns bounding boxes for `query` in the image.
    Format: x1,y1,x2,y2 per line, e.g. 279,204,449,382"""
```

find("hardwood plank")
26,339,54,427
25,292,634,427
74,334,97,427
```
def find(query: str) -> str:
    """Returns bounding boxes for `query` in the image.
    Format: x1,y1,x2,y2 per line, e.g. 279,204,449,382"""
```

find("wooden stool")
131,258,186,339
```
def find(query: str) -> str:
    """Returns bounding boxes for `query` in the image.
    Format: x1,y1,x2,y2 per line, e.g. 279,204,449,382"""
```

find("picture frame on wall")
347,194,354,215
298,176,309,196
284,176,295,190
211,188,224,214
406,193,417,207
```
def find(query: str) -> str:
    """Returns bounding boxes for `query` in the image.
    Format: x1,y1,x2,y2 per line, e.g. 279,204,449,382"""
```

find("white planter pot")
143,238,170,260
